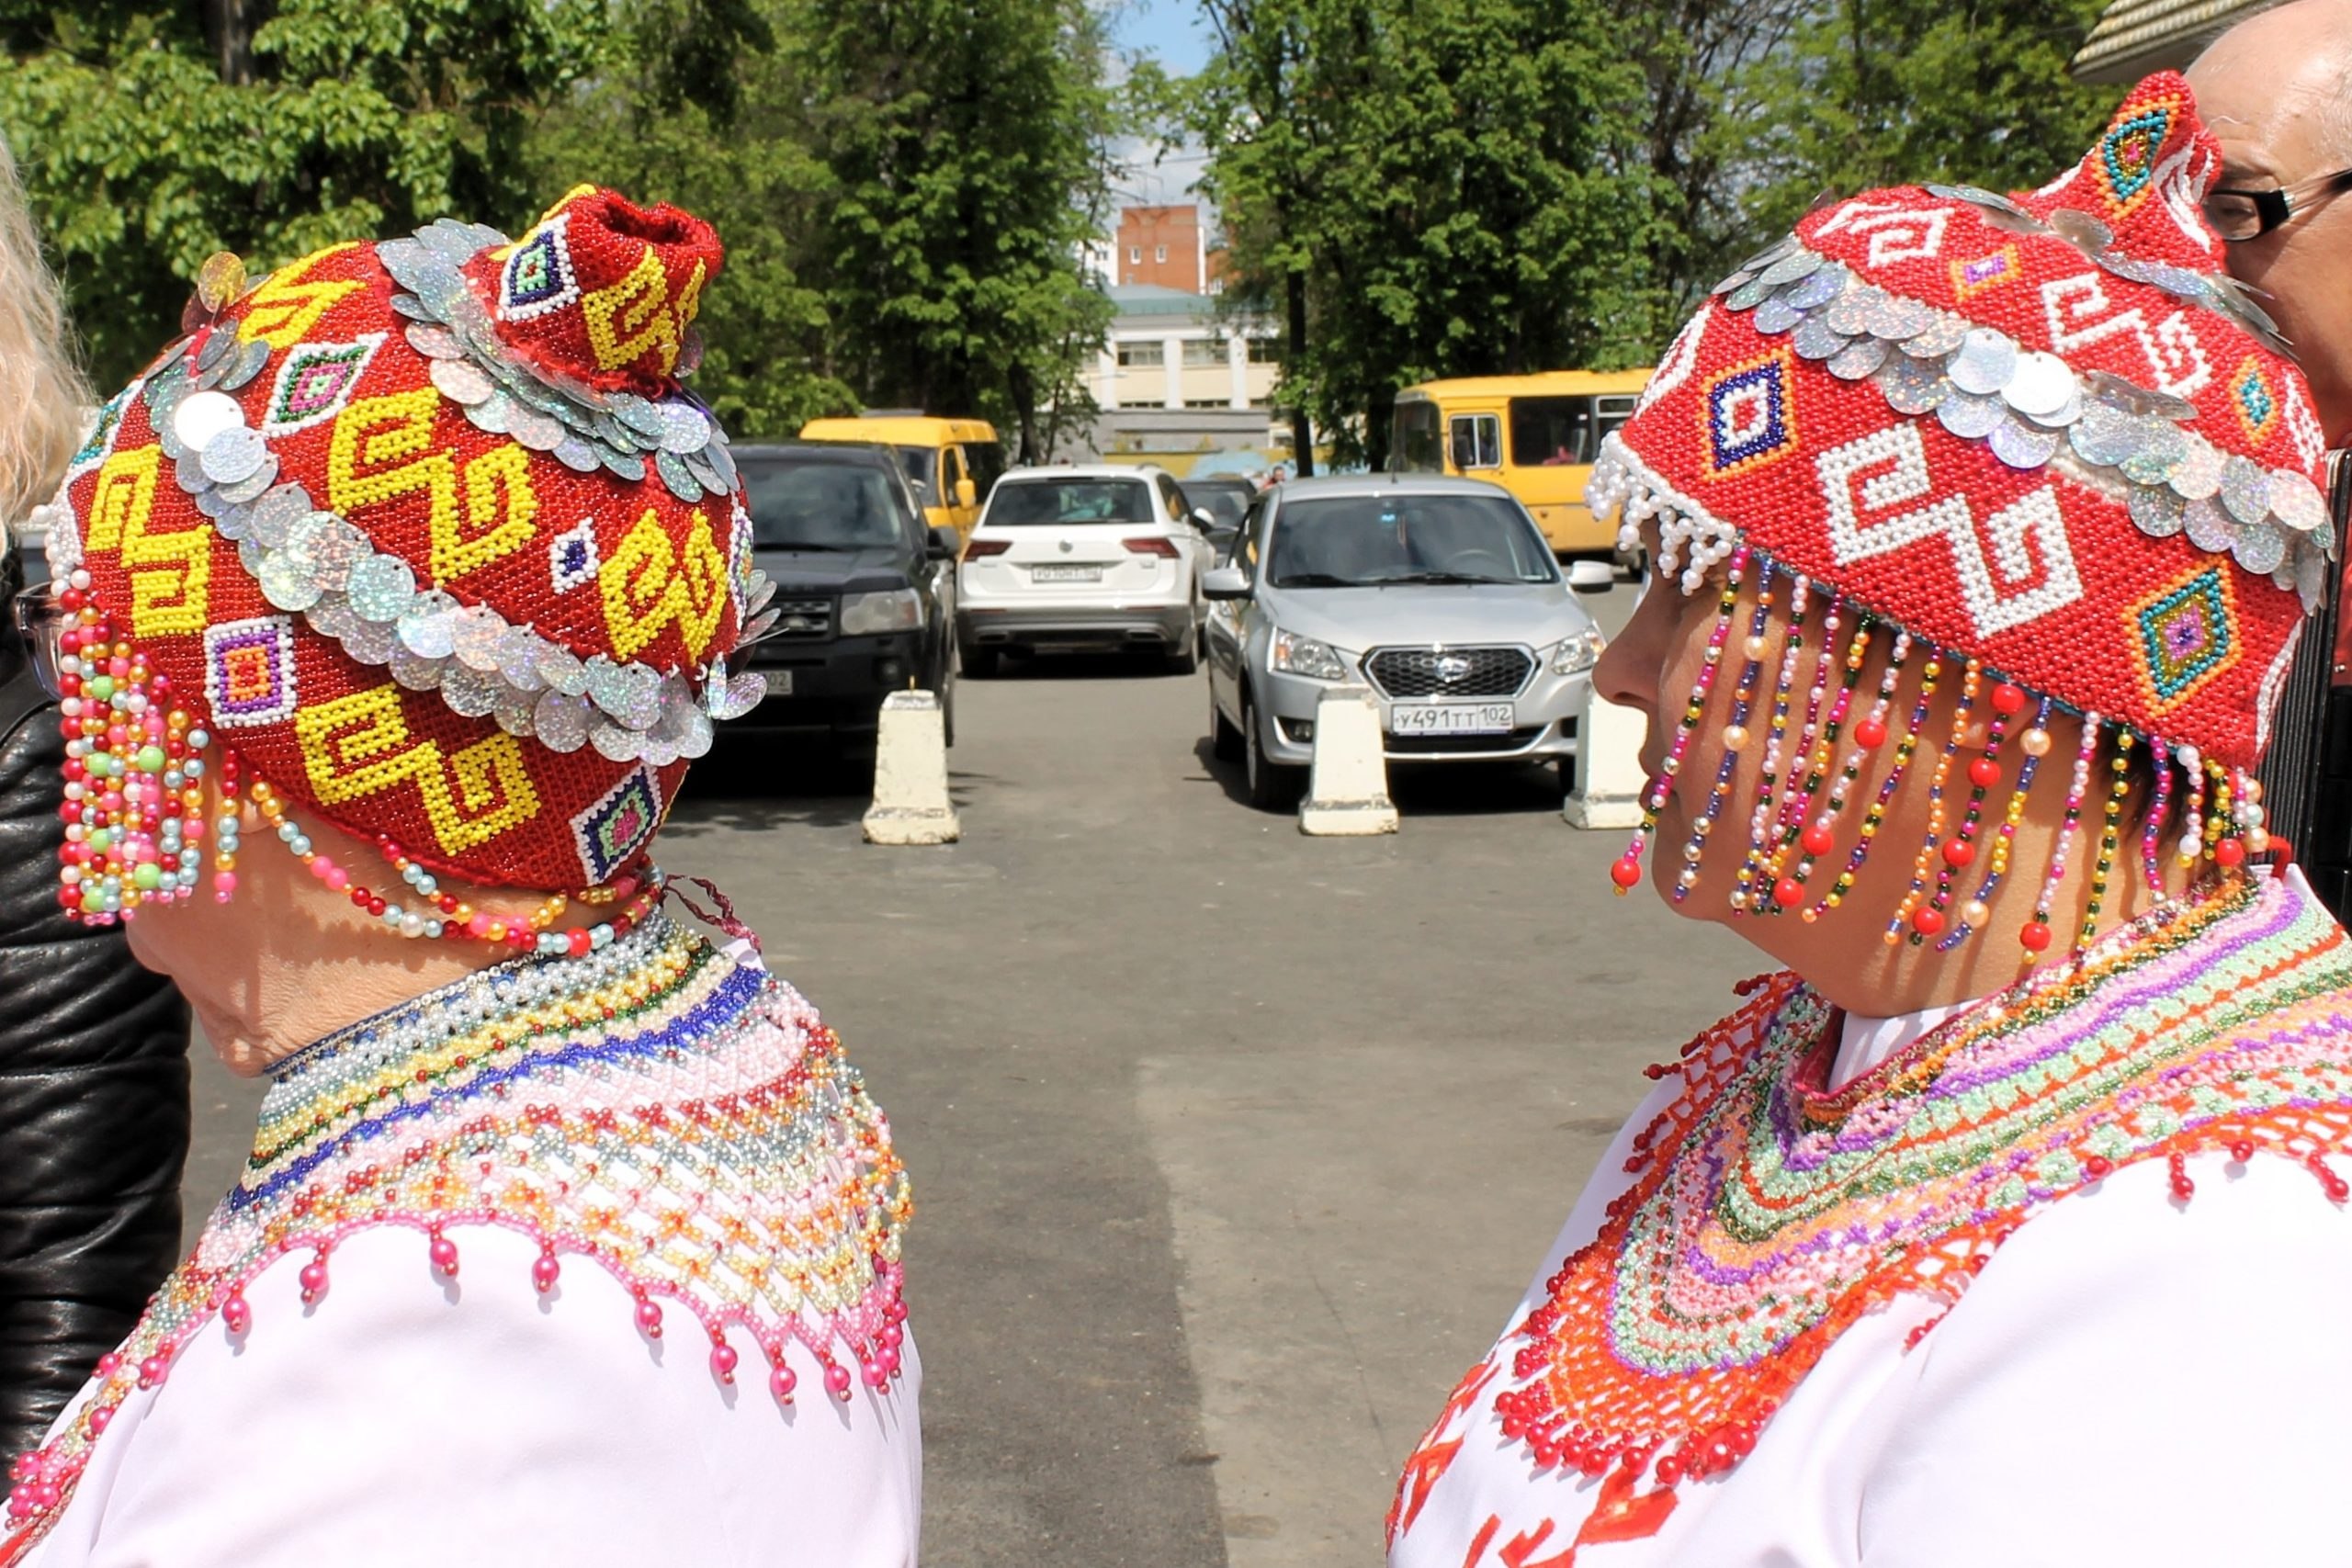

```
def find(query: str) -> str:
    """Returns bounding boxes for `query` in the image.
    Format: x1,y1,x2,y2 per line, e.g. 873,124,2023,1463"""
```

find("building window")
1116,341,1165,367
1183,398,1228,408
1247,336,1279,364
1128,246,1142,265
1182,338,1224,366
1155,244,1168,263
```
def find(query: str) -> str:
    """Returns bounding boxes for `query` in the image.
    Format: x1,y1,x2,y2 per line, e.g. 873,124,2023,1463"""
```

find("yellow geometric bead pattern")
236,243,365,352
581,243,699,377
85,445,213,639
294,683,542,856
597,506,729,662
325,390,539,585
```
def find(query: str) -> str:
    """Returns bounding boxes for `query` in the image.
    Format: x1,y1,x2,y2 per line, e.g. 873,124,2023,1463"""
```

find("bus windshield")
1391,401,1443,472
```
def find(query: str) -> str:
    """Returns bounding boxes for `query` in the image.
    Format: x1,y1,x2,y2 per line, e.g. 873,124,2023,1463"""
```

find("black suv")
733,442,960,754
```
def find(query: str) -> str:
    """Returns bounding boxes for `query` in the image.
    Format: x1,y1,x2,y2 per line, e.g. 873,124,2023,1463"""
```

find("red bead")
2230,1139,2256,1163
1989,682,2027,715
1800,824,1835,857
1854,717,1889,749
1610,856,1644,889
1912,907,1945,936
2215,838,2246,867
2019,920,2053,952
2083,1154,2113,1179
1771,877,1804,908
1967,756,2002,789
367,897,387,917
566,929,593,958
1940,839,1974,867
348,886,371,908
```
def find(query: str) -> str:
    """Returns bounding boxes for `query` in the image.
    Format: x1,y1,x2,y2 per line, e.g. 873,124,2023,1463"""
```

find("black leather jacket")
0,638,191,1459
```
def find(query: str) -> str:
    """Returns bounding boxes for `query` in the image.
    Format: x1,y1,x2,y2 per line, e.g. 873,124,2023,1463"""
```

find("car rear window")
1184,482,1255,527
984,478,1153,526
740,458,909,549
1267,493,1559,588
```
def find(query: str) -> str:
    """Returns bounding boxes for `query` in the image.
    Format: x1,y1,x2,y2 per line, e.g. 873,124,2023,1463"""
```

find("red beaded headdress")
1594,74,2335,953
45,186,780,951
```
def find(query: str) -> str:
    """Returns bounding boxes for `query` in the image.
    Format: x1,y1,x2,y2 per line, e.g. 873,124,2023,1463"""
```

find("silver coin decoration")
2118,423,2187,487
2184,498,2235,553
257,552,324,612
493,689,540,739
390,647,447,691
657,402,710,455
1822,285,1884,337
2233,520,2288,576
1752,298,1805,336
430,358,495,406
1987,417,2063,469
2167,443,2224,502
1758,249,1823,288
2127,485,2186,537
399,595,460,660
449,605,508,671
2220,457,2271,525
346,555,418,621
1826,337,1889,381
173,390,243,453
1998,352,2074,419
1935,390,2005,440
1902,315,1969,359
2271,471,2330,534
534,690,594,752
1783,265,1847,311
441,665,503,718
1791,315,1851,362
1945,330,2018,397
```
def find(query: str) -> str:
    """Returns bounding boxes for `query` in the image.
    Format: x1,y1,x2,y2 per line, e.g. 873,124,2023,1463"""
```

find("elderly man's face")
2191,1,2352,442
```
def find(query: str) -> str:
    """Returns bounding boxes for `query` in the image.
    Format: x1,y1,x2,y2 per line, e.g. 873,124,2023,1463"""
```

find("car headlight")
1550,627,1606,675
1270,627,1352,681
839,588,924,636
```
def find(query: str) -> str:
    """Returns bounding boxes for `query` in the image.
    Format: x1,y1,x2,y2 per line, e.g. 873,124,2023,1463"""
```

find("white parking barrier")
1298,685,1399,837
862,691,961,845
1564,692,1647,830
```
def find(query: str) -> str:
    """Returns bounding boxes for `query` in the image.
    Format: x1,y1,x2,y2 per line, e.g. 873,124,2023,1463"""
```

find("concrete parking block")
1298,685,1398,837
1565,692,1647,830
864,690,962,845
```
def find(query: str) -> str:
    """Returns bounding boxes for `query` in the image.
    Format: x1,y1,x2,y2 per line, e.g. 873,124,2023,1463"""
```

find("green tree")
526,0,854,436
1728,0,2117,244
797,0,1120,459
0,0,616,388
1189,0,1663,469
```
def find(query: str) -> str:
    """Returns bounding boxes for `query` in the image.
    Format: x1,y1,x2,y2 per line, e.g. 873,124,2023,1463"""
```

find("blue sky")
1109,0,1212,78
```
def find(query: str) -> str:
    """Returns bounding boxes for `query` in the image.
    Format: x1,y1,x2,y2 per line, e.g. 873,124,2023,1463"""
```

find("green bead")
86,676,115,701
135,745,166,774
132,863,163,891
86,829,110,852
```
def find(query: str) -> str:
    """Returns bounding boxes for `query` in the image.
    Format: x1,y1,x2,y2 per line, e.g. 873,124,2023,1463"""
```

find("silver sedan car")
1203,475,1611,809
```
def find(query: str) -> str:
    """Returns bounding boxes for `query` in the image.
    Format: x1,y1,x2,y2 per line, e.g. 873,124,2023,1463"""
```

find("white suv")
955,465,1214,675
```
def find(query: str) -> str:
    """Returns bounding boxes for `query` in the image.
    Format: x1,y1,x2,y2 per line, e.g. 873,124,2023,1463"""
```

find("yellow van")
797,414,1006,543
1389,370,1651,556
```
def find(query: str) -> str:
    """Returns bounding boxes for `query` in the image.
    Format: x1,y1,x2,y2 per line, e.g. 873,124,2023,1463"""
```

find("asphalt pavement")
180,581,1762,1566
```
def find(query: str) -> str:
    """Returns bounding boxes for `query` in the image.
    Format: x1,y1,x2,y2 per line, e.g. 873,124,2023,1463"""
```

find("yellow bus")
1389,370,1650,556
797,414,1005,542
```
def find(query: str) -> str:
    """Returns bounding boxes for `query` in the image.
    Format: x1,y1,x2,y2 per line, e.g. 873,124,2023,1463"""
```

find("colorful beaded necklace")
1483,870,2352,1539
3,911,910,1542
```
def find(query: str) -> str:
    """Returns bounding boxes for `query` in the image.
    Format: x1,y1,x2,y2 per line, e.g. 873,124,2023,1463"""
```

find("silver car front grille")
767,597,834,640
1364,645,1533,699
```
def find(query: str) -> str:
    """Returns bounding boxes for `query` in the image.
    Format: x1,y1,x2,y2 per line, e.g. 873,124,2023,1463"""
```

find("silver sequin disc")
1826,337,1889,381
1987,416,2063,469
1946,329,2018,397
2184,497,2235,553
346,555,419,623
534,690,593,752
1782,265,1848,311
2127,484,2187,537
1998,351,2075,418
2220,457,2272,525
173,392,244,457
430,358,495,407
1936,390,2005,440
2233,520,2288,576
1791,315,1851,362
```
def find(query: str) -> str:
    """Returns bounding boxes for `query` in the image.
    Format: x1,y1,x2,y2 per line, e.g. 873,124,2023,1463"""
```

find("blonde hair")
0,133,90,523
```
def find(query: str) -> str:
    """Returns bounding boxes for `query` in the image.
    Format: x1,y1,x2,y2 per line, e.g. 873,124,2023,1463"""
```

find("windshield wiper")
757,539,867,551
1366,570,1511,586
1271,572,1361,588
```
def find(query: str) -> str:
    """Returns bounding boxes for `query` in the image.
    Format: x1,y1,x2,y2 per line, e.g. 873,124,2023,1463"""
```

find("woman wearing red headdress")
1389,76,2352,1566
1,189,917,1566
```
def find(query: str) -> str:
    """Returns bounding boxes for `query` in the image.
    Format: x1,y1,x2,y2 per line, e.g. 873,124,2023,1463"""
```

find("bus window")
1393,401,1442,471
1449,413,1501,470
966,440,1006,498
1594,394,1639,446
1509,397,1593,468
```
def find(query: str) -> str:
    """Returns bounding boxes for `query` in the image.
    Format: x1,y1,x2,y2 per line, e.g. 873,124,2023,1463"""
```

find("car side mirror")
1189,507,1216,531
1566,560,1615,594
956,478,978,510
1203,566,1252,601
926,525,961,560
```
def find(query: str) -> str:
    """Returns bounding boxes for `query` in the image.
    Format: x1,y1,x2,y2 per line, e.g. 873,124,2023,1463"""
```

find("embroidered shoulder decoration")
1487,872,2352,1522
3,914,910,1543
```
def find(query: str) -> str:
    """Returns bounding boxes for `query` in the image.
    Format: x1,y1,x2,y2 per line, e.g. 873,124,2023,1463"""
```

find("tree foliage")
1183,0,2117,463
0,0,613,388
1184,0,1668,468
795,0,1121,458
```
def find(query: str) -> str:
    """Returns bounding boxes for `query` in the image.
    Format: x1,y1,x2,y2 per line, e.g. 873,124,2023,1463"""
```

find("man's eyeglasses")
2204,167,2352,242
9,587,71,701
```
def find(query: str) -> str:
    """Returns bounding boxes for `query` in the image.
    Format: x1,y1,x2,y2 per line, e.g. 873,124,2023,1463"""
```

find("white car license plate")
1390,702,1515,736
1030,564,1102,583
769,671,793,696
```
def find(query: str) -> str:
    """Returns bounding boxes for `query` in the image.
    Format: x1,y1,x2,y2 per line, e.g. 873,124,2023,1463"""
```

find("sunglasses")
2204,166,2352,242
9,587,70,701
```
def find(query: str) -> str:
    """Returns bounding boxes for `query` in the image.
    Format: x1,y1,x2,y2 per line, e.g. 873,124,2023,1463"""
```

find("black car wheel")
1211,680,1243,762
962,638,1001,678
939,640,958,749
1164,604,1201,675
1241,689,1302,813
